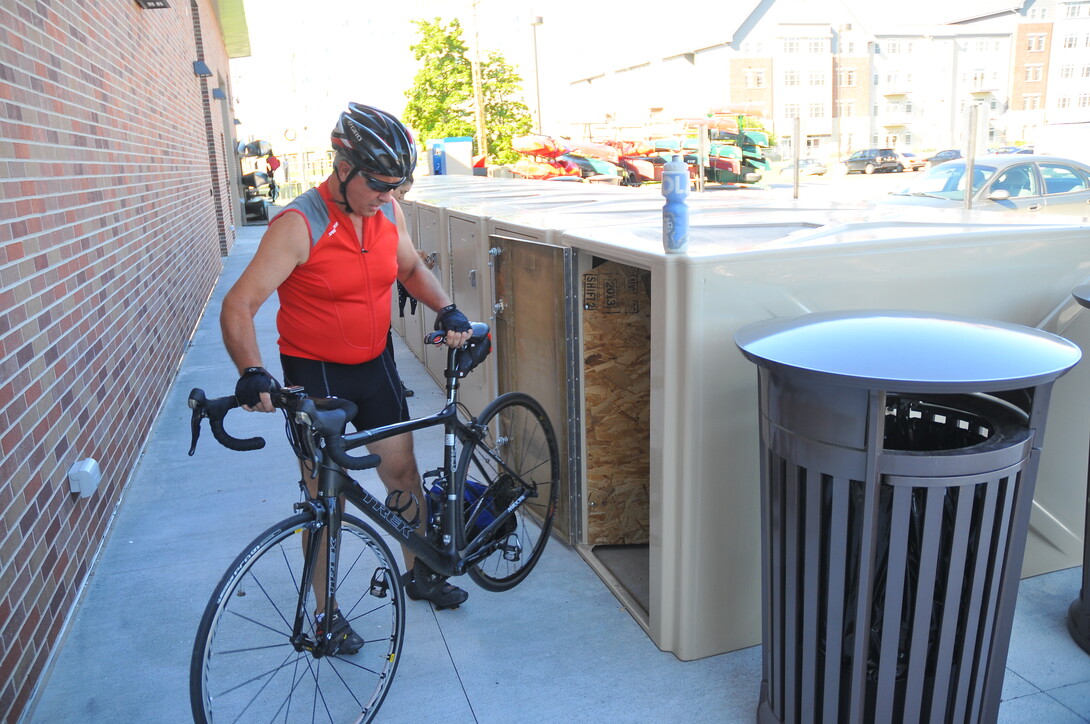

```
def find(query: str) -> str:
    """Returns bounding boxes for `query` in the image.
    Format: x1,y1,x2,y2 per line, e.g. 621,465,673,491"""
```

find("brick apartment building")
0,1,248,719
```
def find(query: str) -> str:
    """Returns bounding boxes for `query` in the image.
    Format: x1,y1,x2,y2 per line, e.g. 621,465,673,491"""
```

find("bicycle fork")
289,498,361,658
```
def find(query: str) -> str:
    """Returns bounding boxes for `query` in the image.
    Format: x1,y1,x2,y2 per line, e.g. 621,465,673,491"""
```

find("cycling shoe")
402,563,468,610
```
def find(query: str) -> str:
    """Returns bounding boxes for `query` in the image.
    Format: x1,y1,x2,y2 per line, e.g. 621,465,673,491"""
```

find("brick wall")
729,56,773,110
1011,22,1053,110
0,0,238,719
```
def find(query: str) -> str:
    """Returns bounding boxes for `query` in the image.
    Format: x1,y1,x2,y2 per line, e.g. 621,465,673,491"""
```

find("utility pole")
471,1,489,160
531,16,544,133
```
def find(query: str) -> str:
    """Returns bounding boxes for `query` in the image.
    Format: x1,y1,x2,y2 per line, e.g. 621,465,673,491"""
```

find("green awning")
215,0,251,59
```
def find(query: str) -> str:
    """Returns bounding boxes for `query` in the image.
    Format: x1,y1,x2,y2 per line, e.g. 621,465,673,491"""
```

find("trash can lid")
1073,284,1090,310
735,310,1081,392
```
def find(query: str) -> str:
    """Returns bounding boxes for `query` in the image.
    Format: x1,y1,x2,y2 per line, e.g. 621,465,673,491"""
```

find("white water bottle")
662,154,689,254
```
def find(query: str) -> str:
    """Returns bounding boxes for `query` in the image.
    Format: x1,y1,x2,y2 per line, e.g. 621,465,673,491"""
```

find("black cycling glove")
434,304,471,333
234,366,280,407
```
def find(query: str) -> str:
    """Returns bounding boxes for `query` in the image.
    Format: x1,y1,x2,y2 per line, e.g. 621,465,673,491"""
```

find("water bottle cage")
384,489,421,529
421,469,447,536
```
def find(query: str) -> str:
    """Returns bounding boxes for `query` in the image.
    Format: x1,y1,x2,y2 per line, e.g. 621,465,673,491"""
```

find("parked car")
844,148,902,174
924,149,962,168
779,158,828,176
880,154,1090,216
897,152,926,171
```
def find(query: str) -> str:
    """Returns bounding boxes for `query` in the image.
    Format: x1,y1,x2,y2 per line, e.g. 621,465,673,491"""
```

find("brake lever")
188,402,204,456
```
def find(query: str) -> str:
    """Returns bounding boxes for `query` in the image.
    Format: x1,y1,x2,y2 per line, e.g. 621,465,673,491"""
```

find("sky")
229,0,1018,150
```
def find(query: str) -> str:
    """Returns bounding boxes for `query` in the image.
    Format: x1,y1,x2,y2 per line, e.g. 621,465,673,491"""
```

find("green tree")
403,18,532,165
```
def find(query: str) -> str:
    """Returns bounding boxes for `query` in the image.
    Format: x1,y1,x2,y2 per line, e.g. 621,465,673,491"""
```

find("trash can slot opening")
884,394,1029,453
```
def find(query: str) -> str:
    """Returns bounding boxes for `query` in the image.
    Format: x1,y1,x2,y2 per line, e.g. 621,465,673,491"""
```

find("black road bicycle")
186,323,560,723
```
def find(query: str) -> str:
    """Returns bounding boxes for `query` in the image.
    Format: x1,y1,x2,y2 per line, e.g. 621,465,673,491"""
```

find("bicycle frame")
289,335,520,583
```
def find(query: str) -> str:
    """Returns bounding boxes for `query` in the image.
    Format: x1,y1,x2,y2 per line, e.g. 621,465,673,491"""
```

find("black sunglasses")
358,171,404,193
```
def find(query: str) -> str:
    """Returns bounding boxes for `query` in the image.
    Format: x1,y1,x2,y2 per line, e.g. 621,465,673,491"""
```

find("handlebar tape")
294,398,381,471
188,388,266,452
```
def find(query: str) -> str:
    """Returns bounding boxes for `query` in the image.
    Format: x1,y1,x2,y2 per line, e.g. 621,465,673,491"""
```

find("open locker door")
490,234,581,545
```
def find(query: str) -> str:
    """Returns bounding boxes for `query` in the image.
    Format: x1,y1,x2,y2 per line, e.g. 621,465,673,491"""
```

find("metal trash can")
1068,285,1090,656
735,310,1081,724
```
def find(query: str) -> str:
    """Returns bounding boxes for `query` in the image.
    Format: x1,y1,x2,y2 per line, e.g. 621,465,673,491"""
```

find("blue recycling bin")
428,139,447,175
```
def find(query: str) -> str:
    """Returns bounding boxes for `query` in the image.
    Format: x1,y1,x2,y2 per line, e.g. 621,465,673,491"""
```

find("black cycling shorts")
280,345,409,432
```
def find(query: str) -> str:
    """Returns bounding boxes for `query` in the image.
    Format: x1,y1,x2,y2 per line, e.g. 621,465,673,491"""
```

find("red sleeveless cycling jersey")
273,180,399,364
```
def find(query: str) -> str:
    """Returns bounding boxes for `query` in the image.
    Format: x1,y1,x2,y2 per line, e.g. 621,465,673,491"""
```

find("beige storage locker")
557,209,1090,661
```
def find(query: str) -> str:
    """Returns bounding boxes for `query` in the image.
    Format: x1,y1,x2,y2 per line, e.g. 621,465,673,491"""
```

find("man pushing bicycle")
219,102,475,625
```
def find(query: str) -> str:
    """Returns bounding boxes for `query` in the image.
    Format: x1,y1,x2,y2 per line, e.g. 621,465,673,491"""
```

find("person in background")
265,151,281,202
265,150,281,174
220,105,474,643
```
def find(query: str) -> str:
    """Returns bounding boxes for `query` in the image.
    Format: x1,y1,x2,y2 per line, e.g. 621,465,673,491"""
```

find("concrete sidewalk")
24,224,1090,723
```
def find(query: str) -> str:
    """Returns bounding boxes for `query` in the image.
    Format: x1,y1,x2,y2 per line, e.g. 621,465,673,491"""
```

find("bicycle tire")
455,392,560,592
190,512,404,723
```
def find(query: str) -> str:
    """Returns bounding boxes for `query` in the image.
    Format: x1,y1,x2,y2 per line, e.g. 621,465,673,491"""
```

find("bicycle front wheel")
455,392,560,591
190,512,404,723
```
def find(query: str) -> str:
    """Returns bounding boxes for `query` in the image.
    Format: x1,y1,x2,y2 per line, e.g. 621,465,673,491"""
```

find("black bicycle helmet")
332,103,417,178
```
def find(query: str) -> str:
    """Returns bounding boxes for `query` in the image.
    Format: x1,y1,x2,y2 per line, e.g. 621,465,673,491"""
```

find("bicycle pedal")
501,536,523,562
369,568,391,598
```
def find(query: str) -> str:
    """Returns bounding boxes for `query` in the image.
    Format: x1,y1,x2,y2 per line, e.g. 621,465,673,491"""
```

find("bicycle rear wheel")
190,512,404,723
455,392,560,592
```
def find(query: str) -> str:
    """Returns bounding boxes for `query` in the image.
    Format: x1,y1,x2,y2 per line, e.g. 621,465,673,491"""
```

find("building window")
838,68,856,87
975,39,989,52
837,101,855,117
1084,65,1090,77
1080,93,1090,108
844,41,855,53
784,70,800,85
1062,64,1075,78
1066,1,1087,17
904,100,913,114
784,103,800,118
990,98,999,110
783,38,799,53
1024,94,1042,110
1064,34,1078,48
1058,95,1072,108
809,70,825,85
972,70,986,88
809,103,825,118
808,38,826,53
1027,34,1046,51
886,39,902,53
1025,64,1044,81
745,69,766,89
